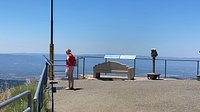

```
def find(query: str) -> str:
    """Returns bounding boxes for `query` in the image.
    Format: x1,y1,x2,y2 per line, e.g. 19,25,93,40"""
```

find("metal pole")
50,0,53,45
33,99,37,112
51,83,54,112
105,58,107,62
134,59,136,76
27,93,32,110
45,63,48,86
77,57,79,79
49,0,54,80
152,57,155,73
197,61,199,76
105,58,107,75
83,58,85,78
165,60,167,78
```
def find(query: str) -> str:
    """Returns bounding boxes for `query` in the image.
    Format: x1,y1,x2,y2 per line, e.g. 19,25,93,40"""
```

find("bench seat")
111,70,129,74
93,61,135,80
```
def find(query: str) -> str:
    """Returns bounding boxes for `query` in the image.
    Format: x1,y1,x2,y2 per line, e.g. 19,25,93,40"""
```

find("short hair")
66,49,71,53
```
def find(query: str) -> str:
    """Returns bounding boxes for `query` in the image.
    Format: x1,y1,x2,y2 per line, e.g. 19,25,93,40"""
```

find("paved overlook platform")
48,76,200,112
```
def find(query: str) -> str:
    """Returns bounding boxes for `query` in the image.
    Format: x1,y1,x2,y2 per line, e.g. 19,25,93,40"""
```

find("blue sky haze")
0,0,200,57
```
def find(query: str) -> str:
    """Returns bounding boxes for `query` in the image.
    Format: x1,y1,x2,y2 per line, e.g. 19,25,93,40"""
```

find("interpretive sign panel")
120,55,136,60
104,55,120,59
104,55,136,60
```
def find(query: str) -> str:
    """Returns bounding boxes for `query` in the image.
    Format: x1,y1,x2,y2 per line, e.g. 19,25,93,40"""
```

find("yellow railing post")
49,43,54,80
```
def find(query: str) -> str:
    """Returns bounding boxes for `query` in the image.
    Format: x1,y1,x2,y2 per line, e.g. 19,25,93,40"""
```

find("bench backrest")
94,61,129,71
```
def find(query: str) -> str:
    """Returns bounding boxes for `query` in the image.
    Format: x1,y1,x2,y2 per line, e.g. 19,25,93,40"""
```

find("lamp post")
49,0,54,80
49,1,58,112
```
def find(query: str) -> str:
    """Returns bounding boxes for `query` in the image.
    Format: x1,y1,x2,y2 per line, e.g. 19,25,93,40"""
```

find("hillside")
0,79,26,92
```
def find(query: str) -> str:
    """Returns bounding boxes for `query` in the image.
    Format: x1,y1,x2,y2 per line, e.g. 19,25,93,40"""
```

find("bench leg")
147,75,150,79
128,74,134,80
93,73,100,78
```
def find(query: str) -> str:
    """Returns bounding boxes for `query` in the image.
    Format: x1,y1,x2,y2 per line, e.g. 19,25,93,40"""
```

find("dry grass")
0,90,10,102
0,82,37,112
0,82,49,112
0,89,12,112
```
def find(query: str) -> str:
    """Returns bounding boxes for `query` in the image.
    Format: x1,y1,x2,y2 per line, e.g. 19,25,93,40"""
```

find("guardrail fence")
0,90,32,112
52,56,200,79
75,56,200,79
33,62,49,112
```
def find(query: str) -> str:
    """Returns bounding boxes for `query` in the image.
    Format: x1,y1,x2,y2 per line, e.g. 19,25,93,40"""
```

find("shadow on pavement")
56,87,83,91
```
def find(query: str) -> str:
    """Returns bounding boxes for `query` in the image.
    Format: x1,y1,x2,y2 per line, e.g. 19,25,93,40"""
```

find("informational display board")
104,55,120,59
120,55,136,60
104,55,136,60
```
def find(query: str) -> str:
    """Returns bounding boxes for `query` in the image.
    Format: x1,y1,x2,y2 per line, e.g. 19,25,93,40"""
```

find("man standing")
65,49,76,90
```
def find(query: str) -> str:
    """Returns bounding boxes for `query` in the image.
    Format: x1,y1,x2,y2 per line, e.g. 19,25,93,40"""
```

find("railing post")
134,59,136,76
105,58,107,62
105,58,107,75
38,94,40,112
45,62,48,85
28,93,32,110
34,99,37,112
77,57,79,79
23,107,31,112
83,58,85,78
33,63,49,112
39,83,43,112
165,60,167,78
197,61,199,76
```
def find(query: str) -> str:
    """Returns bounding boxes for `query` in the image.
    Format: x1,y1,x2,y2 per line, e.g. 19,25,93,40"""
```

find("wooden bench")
93,61,135,80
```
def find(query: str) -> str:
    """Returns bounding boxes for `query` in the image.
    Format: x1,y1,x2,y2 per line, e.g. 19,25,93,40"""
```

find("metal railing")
0,90,32,112
53,59,79,79
136,57,200,78
33,62,49,112
63,55,200,79
77,55,106,78
53,56,106,79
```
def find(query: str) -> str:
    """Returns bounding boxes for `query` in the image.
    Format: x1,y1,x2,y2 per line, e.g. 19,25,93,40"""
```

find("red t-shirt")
66,53,75,67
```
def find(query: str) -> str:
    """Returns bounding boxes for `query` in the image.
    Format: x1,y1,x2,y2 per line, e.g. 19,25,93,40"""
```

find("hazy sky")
0,0,200,57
